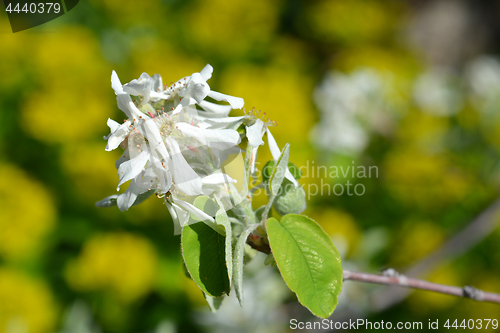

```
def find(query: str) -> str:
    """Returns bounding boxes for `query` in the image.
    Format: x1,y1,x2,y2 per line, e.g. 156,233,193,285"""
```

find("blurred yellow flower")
334,46,419,82
0,268,57,333
60,141,173,223
269,38,315,71
391,220,444,266
395,110,450,150
221,65,315,161
65,232,158,303
22,88,109,144
313,208,361,256
184,0,282,58
129,41,205,87
61,143,120,202
0,163,56,260
384,148,471,209
221,65,316,209
21,26,110,144
0,25,31,92
483,118,500,153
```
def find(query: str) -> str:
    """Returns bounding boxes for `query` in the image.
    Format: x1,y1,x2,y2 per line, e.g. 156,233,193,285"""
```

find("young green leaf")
255,205,271,221
189,196,225,236
262,161,302,183
287,162,302,180
269,144,290,195
181,222,230,297
266,214,343,318
273,184,307,215
215,197,233,286
233,224,259,306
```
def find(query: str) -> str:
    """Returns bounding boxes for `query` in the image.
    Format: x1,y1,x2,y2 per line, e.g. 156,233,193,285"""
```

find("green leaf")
269,144,290,195
273,184,307,215
188,196,225,236
263,161,302,183
255,205,271,221
214,197,233,286
262,160,275,183
287,162,302,180
266,214,343,318
233,224,259,306
181,222,230,297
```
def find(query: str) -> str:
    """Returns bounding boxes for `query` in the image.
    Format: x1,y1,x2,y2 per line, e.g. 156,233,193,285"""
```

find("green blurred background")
1,0,500,332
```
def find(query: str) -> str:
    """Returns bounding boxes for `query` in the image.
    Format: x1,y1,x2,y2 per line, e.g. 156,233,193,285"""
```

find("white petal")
149,91,170,101
137,157,172,192
186,73,210,103
200,64,213,81
172,197,215,224
266,127,281,160
176,123,208,145
116,179,142,211
115,149,130,169
166,201,186,235
152,73,163,91
284,164,299,187
170,103,184,115
198,100,233,115
107,118,120,133
177,124,241,151
166,137,202,195
117,151,149,190
111,70,125,94
106,121,131,151
116,93,145,120
205,129,241,150
198,115,246,130
123,73,152,104
250,146,258,174
246,119,265,147
140,118,169,160
208,91,244,109
267,128,298,186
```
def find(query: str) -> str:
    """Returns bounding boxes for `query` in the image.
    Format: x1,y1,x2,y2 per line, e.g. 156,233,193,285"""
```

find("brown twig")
343,269,500,304
372,196,500,311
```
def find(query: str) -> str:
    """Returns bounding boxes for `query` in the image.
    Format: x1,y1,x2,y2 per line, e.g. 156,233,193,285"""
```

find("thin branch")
372,196,500,311
343,269,500,304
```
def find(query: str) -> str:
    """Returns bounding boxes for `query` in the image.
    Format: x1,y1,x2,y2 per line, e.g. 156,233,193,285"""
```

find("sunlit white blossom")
244,110,298,186
99,66,245,212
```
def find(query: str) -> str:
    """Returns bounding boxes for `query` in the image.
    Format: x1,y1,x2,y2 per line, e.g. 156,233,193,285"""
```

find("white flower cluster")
312,69,401,156
98,65,296,233
313,57,500,157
